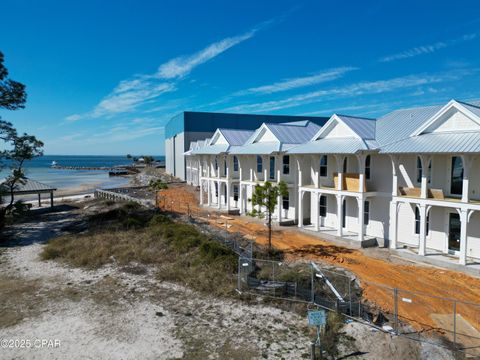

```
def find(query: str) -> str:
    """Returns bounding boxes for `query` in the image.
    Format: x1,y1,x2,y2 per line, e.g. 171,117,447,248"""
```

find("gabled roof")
312,114,376,141
411,99,480,136
288,138,374,155
245,120,321,145
218,129,254,146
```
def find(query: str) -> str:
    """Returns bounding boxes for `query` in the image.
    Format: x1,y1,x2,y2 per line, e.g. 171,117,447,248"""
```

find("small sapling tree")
248,180,288,251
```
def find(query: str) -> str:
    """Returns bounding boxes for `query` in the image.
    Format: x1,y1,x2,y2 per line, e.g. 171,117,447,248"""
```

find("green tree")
0,51,43,226
248,181,288,251
143,155,154,165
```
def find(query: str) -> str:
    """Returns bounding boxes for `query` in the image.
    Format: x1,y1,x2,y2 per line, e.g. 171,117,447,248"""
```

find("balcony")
398,187,480,205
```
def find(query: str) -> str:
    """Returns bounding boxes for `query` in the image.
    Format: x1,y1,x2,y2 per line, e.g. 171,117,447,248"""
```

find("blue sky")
1,0,480,155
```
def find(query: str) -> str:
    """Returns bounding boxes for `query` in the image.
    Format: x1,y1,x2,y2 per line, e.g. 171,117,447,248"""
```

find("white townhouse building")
229,120,321,224
185,99,480,266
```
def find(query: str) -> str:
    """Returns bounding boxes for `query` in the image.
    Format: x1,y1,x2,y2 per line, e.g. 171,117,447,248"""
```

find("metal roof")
218,129,254,146
336,115,376,139
288,138,373,155
458,100,480,119
375,104,443,146
1,178,56,193
380,132,480,154
230,142,297,155
264,121,321,144
191,143,230,155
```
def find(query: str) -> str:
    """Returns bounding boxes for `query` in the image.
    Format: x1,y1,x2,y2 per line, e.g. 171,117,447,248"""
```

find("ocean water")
0,155,165,191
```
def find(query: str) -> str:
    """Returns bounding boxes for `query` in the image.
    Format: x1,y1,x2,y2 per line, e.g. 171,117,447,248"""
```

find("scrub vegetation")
41,202,238,296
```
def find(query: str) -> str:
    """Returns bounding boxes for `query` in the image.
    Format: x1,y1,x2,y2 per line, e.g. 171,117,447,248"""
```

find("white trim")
411,100,480,137
311,114,363,141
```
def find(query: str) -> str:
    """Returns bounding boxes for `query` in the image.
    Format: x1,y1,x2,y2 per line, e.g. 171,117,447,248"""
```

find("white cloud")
66,23,265,120
237,67,357,95
223,70,472,113
379,33,478,62
157,29,258,79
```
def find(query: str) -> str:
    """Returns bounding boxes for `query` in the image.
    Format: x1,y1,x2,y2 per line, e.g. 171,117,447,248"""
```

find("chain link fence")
238,256,480,357
157,192,480,357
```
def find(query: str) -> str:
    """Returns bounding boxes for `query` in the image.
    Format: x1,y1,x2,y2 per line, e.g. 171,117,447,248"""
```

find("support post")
314,192,320,232
336,195,343,237
50,192,54,207
389,201,398,249
226,182,231,212
420,155,431,199
217,181,221,209
357,197,365,242
298,190,303,228
38,193,41,207
418,204,427,256
461,155,473,203
207,181,211,206
459,209,468,265
199,179,204,205
357,154,366,193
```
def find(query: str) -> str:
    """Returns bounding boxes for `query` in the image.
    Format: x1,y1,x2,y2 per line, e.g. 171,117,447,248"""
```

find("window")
215,157,218,171
223,159,227,176
282,193,289,210
233,156,239,172
342,199,347,228
256,155,263,173
233,185,239,202
414,207,430,235
450,156,464,196
364,201,370,225
283,155,290,175
365,155,371,180
214,182,218,197
320,155,328,177
343,157,348,173
319,195,327,217
269,156,275,180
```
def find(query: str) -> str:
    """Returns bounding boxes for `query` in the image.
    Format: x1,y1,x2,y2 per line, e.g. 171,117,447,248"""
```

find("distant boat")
51,161,58,167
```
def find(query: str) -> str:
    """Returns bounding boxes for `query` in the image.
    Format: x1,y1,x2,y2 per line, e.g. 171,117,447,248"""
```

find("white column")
263,155,268,182
357,154,366,193
239,184,244,214
459,209,468,265
335,155,344,191
418,204,427,256
314,192,320,231
207,180,211,206
461,155,473,203
199,179,204,205
336,195,343,237
390,156,398,196
226,182,231,211
357,197,365,242
420,155,431,199
298,190,303,228
217,181,221,209
389,201,398,249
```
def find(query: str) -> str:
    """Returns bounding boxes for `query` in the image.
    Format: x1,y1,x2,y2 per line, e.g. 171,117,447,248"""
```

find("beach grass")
41,204,238,296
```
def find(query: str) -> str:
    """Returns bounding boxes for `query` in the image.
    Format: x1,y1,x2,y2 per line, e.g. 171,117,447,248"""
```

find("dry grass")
41,206,238,296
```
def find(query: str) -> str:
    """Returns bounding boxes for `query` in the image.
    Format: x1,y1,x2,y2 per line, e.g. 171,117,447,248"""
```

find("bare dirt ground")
0,203,314,359
158,185,480,336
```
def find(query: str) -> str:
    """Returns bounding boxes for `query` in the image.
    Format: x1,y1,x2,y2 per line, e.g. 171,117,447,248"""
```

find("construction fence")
238,256,480,357
156,193,480,357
